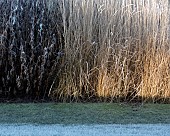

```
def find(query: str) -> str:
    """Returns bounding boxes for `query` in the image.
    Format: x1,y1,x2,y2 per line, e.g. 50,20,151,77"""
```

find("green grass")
0,103,170,124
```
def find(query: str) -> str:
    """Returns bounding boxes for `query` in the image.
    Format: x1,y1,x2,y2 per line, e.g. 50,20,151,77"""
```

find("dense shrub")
0,0,63,101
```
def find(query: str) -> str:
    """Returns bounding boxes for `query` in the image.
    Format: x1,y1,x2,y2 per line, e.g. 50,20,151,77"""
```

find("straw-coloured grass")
51,0,170,102
0,0,170,103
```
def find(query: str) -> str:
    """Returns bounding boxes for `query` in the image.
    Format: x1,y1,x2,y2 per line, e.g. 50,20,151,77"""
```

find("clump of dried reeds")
51,0,170,103
0,0,170,103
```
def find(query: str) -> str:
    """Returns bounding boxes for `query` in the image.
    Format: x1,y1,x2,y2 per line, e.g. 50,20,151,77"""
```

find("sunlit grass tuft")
52,0,170,102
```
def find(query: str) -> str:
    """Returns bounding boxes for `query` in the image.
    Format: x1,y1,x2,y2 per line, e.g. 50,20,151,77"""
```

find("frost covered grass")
0,124,170,136
0,0,170,103
0,103,170,124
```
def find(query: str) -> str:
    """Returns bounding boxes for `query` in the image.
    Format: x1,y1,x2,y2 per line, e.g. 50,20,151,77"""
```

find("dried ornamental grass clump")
0,0,170,103
52,0,170,103
0,0,63,100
